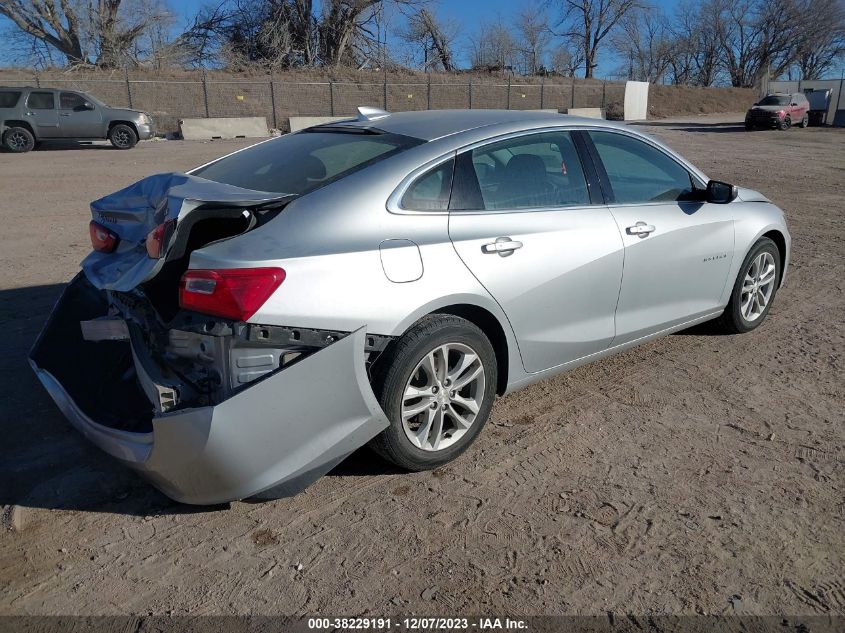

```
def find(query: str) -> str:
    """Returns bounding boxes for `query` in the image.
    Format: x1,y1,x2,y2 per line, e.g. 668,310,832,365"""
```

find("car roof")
0,86,61,91
317,109,627,141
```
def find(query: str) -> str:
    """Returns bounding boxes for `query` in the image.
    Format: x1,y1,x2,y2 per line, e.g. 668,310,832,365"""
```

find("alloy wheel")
401,343,485,451
740,251,776,322
7,131,30,151
113,129,131,147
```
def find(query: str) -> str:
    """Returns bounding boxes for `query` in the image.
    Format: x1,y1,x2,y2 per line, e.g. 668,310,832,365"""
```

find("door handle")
482,237,523,257
59,113,71,117
24,111,35,116
626,221,656,238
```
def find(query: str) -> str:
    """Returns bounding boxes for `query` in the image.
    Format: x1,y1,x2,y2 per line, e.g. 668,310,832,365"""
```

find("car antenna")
357,106,390,121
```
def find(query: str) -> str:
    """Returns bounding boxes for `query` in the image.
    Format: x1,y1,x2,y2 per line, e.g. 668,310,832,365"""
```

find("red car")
745,93,810,130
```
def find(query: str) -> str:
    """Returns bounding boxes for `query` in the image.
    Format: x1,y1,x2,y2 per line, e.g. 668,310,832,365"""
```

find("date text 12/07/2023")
307,617,529,630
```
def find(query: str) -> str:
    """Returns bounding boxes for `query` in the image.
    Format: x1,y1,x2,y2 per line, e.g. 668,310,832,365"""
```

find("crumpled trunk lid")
83,172,292,292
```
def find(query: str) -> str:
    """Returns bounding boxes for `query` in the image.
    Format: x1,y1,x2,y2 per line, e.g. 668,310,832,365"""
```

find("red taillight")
146,219,176,259
89,221,119,253
179,268,285,321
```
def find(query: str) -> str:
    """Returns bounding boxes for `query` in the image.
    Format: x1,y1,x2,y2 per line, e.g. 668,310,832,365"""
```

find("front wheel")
109,124,138,149
716,237,781,334
778,116,791,130
369,314,497,471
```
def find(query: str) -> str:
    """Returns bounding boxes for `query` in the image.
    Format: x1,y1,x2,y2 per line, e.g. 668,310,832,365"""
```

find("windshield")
758,95,790,106
192,129,424,195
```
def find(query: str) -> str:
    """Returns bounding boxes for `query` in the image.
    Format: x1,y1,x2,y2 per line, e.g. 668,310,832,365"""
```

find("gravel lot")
1,117,843,617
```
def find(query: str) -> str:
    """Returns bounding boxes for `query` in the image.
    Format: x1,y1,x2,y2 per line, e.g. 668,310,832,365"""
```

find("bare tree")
668,0,722,86
403,7,457,71
717,0,804,87
202,0,422,70
549,40,584,76
515,4,550,74
94,0,172,67
0,20,61,67
0,0,86,64
469,18,517,71
611,4,671,83
551,0,643,78
0,0,174,67
173,2,232,68
793,0,845,79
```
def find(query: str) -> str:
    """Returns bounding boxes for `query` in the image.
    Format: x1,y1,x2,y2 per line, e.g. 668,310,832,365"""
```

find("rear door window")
450,131,591,211
193,128,423,195
26,91,55,109
0,91,21,107
588,131,694,204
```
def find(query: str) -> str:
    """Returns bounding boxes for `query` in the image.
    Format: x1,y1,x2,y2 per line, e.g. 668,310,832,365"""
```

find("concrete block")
289,116,353,132
179,117,269,140
564,108,605,119
624,81,650,120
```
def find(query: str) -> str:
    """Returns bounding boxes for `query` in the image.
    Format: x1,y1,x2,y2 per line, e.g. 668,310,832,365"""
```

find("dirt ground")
1,117,843,617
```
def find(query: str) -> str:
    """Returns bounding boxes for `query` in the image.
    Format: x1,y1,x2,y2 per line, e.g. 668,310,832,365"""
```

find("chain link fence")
0,70,626,133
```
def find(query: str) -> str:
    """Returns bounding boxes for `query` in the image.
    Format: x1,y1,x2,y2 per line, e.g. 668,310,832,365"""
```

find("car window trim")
571,130,608,205
448,127,599,214
387,124,709,216
581,128,707,207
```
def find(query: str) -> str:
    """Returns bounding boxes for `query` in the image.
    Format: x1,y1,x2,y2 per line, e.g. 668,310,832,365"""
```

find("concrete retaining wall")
288,116,353,131
179,117,269,140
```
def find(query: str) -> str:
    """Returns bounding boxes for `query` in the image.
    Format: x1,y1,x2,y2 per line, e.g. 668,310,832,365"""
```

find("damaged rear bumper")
29,275,389,505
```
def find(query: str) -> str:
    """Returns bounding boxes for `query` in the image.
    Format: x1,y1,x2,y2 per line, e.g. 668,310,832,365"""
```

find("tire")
716,237,781,334
744,122,754,131
3,126,35,153
778,115,791,130
108,124,137,149
369,314,497,471
799,114,809,128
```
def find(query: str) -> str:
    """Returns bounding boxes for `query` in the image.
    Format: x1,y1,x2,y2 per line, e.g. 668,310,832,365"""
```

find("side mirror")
83,101,94,110
706,180,738,204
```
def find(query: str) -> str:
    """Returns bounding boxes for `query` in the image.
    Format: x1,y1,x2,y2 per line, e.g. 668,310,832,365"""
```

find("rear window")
193,128,424,195
0,91,21,107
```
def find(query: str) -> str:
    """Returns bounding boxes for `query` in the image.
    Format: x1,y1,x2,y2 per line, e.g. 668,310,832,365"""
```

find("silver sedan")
31,108,790,504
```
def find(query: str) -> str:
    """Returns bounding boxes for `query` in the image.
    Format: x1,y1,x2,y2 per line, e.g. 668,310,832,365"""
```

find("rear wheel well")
3,120,35,137
432,304,509,395
762,230,787,284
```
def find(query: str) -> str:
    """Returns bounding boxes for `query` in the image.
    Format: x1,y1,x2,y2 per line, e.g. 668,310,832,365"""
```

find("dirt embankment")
1,66,759,122
649,85,757,118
